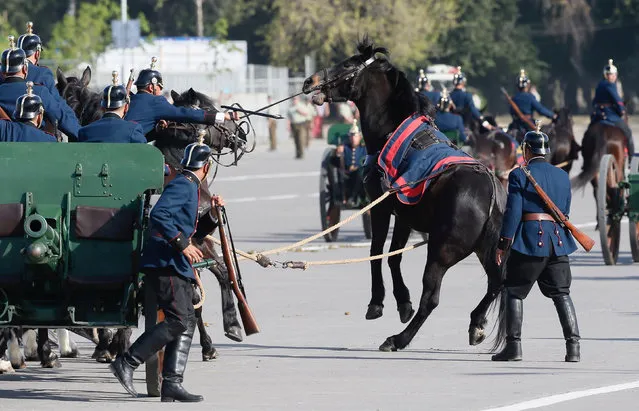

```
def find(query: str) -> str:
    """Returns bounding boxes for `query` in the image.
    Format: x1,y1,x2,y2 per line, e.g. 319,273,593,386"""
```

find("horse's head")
303,37,435,152
553,107,573,130
55,66,102,125
303,37,392,105
150,88,248,170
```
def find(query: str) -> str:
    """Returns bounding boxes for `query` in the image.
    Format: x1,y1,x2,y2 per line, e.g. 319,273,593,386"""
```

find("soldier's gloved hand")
211,195,225,208
225,111,240,121
183,244,204,264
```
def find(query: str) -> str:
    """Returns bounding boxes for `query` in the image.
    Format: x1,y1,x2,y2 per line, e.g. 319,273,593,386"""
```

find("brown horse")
542,108,580,174
471,130,518,188
571,121,626,263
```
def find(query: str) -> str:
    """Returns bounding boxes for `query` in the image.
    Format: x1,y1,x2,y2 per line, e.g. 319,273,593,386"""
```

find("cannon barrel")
23,214,61,265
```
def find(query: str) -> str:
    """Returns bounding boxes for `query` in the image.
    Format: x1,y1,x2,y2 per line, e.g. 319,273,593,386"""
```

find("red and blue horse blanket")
377,114,479,205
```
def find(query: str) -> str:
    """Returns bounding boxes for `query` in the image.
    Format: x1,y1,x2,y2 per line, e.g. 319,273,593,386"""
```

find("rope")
193,269,206,310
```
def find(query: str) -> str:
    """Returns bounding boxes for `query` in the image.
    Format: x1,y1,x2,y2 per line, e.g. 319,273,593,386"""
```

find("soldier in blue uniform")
0,82,57,142
110,141,222,402
493,122,580,363
434,89,466,145
17,22,56,96
416,69,440,105
339,122,367,207
590,59,634,157
78,71,146,143
0,36,80,140
125,57,237,135
507,69,557,140
450,66,493,130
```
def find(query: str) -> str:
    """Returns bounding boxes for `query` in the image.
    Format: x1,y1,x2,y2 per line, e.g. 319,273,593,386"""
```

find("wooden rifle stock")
213,206,260,335
0,105,10,121
521,165,595,252
500,87,536,131
126,69,135,96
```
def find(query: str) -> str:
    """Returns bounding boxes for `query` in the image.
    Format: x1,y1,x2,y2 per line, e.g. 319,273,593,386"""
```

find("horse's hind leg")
366,205,392,320
93,328,114,363
107,328,132,360
387,218,414,323
6,329,25,369
23,329,38,360
37,328,60,368
196,307,218,361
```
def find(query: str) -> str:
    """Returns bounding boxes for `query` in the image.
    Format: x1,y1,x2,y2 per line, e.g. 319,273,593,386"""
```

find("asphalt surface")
2,119,639,410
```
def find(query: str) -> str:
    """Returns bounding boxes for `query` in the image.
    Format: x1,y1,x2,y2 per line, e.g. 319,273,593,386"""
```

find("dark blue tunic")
591,79,625,125
509,91,554,131
125,92,209,135
500,158,577,257
434,111,467,143
0,77,80,139
141,172,201,280
78,112,147,143
450,88,481,120
0,120,57,142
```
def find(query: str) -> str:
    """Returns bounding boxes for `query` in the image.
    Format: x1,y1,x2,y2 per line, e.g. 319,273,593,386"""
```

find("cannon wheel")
320,148,340,242
597,154,622,265
629,157,639,262
362,210,372,239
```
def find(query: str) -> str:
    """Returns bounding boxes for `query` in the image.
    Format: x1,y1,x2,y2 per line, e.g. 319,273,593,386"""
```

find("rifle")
0,105,10,121
500,87,536,131
520,165,595,252
194,206,260,335
125,69,135,96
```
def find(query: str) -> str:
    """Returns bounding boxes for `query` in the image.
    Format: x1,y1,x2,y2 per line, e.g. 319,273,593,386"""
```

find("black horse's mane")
355,37,436,119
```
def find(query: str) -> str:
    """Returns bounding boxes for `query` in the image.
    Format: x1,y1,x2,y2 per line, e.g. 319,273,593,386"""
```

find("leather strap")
522,212,555,222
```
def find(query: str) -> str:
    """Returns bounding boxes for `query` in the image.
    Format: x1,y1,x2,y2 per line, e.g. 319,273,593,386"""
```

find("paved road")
2,121,639,410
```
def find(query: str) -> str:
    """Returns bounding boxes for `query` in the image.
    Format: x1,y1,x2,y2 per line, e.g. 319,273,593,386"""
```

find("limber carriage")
0,143,165,327
319,123,372,242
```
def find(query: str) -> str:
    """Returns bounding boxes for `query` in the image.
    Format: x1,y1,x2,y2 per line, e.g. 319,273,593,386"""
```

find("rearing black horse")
303,38,507,351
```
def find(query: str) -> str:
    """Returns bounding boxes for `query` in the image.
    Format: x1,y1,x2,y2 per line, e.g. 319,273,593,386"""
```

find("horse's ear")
170,90,181,103
56,67,67,89
80,66,91,87
187,88,200,106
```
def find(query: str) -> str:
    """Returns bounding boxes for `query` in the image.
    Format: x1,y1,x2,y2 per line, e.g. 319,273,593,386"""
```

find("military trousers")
291,123,308,159
504,250,572,300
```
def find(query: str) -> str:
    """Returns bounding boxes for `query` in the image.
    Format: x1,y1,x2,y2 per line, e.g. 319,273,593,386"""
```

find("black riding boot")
110,322,176,397
492,294,523,361
553,295,580,362
161,317,203,402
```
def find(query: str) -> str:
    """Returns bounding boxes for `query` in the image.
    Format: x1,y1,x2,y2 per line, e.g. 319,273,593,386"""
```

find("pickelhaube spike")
441,88,449,98
535,120,541,133
457,66,462,72
26,81,34,96
608,58,613,66
349,120,360,135
150,56,158,70
197,128,206,145
520,69,526,77
26,21,33,34
8,35,15,49
111,70,119,86
418,69,425,78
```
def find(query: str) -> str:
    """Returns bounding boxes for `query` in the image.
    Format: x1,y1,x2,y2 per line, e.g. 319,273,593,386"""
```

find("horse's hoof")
61,347,79,358
224,326,243,342
366,304,384,320
95,350,114,363
12,359,26,370
202,347,218,361
379,337,398,352
397,302,414,324
42,355,61,369
24,354,39,362
468,325,486,346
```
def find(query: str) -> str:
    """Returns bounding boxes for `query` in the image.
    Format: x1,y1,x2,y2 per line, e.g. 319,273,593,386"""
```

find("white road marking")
216,171,319,182
481,379,639,411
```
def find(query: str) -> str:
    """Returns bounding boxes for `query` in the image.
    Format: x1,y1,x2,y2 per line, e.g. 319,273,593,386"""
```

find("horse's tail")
476,171,508,351
570,124,602,190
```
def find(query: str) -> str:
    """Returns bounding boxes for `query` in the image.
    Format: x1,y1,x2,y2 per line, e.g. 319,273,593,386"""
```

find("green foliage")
0,13,17,41
264,0,459,71
433,0,547,109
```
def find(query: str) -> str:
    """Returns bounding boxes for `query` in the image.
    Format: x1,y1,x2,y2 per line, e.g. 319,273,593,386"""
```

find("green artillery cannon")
0,143,164,327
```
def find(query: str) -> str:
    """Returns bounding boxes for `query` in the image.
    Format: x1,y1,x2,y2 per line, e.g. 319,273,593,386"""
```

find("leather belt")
522,212,555,222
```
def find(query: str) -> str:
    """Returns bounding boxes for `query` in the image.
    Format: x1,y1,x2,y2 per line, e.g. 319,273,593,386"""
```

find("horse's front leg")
366,204,392,320
93,328,114,363
58,329,79,358
387,218,414,323
37,328,60,368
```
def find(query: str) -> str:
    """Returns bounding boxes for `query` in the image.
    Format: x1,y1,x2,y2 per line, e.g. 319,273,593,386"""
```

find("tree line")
1,0,637,112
